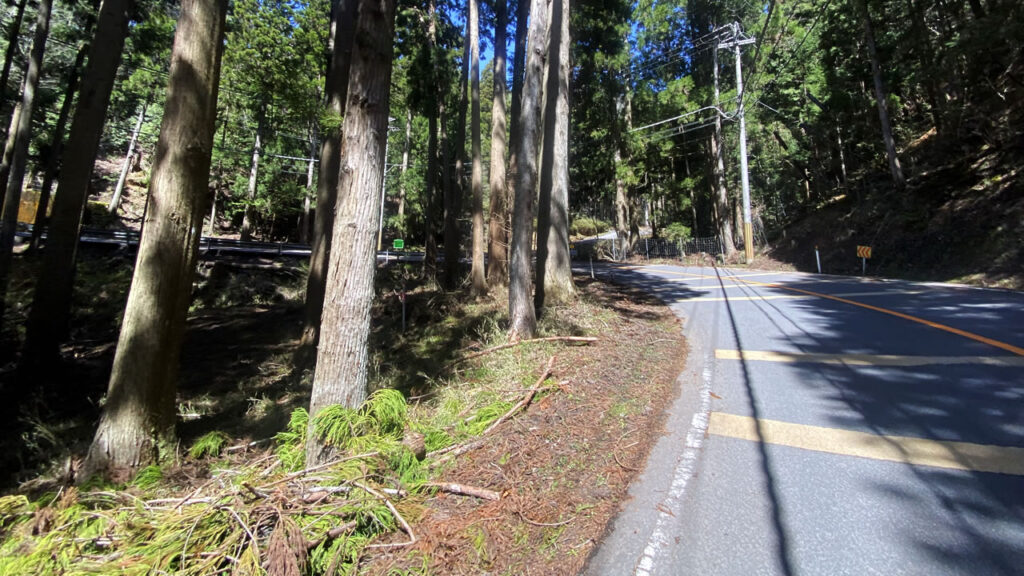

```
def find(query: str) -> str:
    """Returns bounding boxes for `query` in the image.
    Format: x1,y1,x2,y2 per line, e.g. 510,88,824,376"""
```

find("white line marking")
634,349,713,575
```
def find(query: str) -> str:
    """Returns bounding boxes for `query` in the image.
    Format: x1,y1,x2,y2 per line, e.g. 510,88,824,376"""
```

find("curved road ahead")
584,264,1024,576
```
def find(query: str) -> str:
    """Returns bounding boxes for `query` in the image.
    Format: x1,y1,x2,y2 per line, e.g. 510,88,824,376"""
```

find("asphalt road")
583,264,1024,576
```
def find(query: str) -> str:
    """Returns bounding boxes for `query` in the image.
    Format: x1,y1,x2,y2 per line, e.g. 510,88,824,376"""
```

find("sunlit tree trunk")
535,0,573,310
299,0,357,353
507,0,530,190
469,0,485,296
712,43,736,255
306,0,396,464
83,0,227,476
509,0,550,341
486,0,508,287
445,17,470,290
22,0,135,371
240,104,265,241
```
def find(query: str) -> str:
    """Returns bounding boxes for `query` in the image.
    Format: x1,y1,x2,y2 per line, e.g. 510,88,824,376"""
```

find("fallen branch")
613,451,639,472
449,337,596,368
481,356,556,436
257,452,379,490
355,482,416,549
428,357,557,467
305,520,357,550
425,482,500,501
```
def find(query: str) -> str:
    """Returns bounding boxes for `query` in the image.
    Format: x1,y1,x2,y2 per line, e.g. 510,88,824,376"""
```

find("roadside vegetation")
0,255,682,575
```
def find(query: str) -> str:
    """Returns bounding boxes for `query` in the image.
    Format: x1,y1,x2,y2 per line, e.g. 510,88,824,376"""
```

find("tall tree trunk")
240,105,265,241
299,124,316,244
486,0,508,287
107,102,147,213
445,17,470,290
469,0,485,296
858,0,905,188
31,42,89,252
0,0,52,320
712,42,736,255
299,0,357,352
507,0,530,189
22,0,135,371
0,0,27,121
535,0,573,310
421,0,440,281
306,0,396,464
397,107,410,225
612,82,632,258
83,0,227,476
508,0,549,341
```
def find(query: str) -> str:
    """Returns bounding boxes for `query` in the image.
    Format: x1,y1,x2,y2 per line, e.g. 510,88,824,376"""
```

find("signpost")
857,245,872,275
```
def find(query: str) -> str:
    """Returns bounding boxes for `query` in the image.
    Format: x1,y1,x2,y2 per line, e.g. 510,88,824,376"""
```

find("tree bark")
486,0,508,288
31,42,89,251
0,0,52,319
22,0,135,371
307,0,396,464
299,124,316,244
507,0,530,190
421,0,439,281
857,0,905,188
445,16,470,290
83,0,227,476
508,0,550,341
0,0,28,121
240,105,264,241
469,0,485,296
711,43,736,255
535,0,573,310
299,0,358,352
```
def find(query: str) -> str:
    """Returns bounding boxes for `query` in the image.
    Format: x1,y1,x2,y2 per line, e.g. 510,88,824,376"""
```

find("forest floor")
0,250,684,575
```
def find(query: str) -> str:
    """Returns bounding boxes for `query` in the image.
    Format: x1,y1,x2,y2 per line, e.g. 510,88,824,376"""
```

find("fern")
188,431,229,459
131,465,164,490
275,408,309,471
364,389,407,437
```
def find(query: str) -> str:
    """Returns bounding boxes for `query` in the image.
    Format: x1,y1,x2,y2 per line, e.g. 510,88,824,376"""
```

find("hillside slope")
766,130,1023,290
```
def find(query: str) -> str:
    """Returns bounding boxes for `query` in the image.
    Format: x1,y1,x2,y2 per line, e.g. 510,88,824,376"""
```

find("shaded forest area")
0,0,1020,572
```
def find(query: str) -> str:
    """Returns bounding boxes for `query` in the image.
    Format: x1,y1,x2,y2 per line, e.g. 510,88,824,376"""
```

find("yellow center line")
637,268,1024,357
715,349,1024,367
708,412,1024,475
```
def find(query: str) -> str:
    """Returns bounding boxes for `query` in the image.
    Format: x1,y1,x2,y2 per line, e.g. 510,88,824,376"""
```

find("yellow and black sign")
856,245,872,259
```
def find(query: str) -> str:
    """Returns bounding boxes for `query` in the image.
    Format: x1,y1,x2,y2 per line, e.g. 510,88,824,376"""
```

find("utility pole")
376,117,395,251
719,22,755,263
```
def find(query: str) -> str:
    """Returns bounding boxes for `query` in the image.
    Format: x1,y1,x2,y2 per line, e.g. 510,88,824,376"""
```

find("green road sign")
392,239,405,250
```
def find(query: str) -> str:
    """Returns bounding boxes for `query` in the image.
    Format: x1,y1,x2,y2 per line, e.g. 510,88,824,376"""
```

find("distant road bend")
583,264,1024,576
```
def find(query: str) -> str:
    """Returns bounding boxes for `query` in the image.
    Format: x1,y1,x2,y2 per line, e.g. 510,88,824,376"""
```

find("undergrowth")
0,288,596,575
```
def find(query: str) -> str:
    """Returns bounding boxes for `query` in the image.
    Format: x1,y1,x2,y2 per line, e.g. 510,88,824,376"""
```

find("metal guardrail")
16,224,426,262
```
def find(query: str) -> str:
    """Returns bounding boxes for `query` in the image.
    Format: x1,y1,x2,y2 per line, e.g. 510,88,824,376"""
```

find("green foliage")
275,407,309,471
188,431,230,459
570,216,612,237
662,222,691,243
131,465,164,490
364,389,408,437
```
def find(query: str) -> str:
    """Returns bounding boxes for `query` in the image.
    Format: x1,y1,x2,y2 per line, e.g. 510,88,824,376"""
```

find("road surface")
583,264,1024,576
